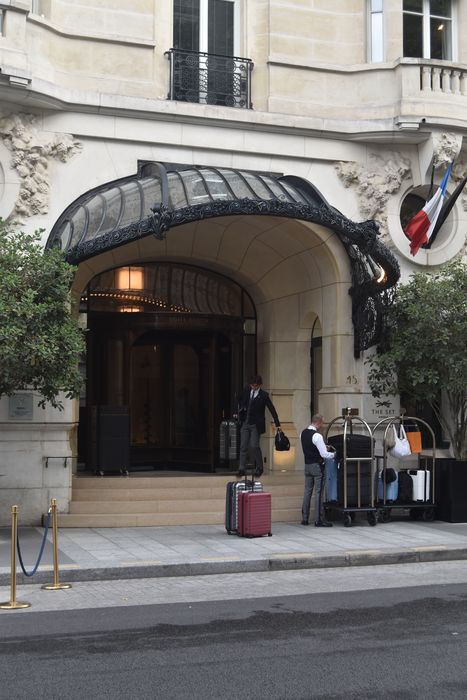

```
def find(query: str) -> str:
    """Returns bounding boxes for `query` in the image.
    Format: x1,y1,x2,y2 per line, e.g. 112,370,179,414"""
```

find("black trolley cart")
324,409,377,527
373,415,436,523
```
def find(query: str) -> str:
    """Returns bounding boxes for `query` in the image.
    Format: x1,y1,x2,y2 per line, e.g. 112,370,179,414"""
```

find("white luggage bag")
407,469,430,502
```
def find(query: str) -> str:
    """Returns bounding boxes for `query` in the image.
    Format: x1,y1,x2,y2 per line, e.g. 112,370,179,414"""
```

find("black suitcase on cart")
328,433,373,460
325,414,377,527
225,478,263,534
337,461,373,507
219,419,240,469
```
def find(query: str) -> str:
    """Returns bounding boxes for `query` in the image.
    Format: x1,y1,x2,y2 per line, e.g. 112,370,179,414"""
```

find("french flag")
405,165,452,256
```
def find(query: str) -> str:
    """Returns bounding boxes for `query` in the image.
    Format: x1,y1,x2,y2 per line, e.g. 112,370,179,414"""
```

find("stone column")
432,67,442,92
421,65,432,91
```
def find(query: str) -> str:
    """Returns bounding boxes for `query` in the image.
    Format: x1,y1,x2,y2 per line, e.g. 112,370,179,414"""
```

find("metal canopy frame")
46,161,400,357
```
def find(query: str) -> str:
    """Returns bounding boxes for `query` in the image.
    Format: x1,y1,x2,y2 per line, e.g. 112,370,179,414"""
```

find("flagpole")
427,163,435,200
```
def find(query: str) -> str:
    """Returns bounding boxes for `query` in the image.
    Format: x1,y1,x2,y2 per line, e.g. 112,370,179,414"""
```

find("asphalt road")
1,567,467,699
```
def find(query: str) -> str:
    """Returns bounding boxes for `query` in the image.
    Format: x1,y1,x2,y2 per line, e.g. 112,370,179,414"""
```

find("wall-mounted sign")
363,394,399,421
9,393,34,420
341,407,359,417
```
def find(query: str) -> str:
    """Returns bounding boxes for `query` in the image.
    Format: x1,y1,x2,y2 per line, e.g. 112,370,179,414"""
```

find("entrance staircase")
58,472,304,527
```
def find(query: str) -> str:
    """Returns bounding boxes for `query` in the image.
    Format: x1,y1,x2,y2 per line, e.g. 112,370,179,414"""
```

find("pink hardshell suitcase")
237,491,272,538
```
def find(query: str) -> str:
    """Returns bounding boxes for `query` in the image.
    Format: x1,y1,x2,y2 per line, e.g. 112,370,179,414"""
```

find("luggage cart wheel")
421,507,435,522
344,513,353,527
367,512,377,527
379,508,391,523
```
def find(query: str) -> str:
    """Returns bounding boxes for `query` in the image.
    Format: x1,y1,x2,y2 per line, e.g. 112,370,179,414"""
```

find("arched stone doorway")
47,162,400,475
79,262,256,472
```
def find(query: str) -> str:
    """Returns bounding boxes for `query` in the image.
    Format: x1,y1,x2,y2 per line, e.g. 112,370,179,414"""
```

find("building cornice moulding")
267,55,467,75
0,1,29,14
0,80,436,148
27,14,156,49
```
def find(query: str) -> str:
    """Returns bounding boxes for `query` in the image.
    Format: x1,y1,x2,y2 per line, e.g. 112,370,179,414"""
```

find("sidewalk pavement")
1,515,467,586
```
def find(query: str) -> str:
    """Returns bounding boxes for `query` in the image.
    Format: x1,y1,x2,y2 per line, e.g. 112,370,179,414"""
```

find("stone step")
72,483,303,502
57,507,301,528
72,472,303,491
72,475,232,490
69,495,302,514
60,471,304,527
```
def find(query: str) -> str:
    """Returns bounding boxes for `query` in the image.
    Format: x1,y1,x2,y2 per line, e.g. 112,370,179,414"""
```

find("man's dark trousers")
302,462,325,523
239,423,262,474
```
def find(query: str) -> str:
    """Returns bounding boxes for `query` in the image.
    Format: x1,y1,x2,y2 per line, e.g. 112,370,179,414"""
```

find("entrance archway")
48,161,400,359
35,160,406,526
80,262,256,472
48,160,401,477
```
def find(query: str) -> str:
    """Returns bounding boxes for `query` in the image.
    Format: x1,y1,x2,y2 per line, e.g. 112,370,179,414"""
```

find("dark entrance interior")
78,262,256,472
130,328,235,468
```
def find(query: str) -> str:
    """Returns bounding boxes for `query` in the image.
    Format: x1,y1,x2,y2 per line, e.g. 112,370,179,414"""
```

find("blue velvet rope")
16,510,52,577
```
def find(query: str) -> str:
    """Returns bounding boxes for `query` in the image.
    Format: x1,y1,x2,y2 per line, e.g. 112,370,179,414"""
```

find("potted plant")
367,259,467,521
0,219,84,408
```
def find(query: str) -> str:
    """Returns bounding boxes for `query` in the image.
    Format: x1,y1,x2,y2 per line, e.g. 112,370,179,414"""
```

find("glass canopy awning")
46,161,400,356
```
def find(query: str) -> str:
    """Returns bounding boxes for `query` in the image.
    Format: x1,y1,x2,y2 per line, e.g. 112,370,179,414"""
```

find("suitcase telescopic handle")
245,466,255,491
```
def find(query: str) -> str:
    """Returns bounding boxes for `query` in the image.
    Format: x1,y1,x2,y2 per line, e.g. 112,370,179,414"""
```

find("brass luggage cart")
373,415,436,523
324,410,377,527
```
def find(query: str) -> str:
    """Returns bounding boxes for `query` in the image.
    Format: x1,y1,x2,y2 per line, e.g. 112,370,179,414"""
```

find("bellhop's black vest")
301,427,322,464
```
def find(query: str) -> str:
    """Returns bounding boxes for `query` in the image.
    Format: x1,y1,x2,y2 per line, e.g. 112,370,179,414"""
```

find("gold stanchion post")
41,499,71,591
0,506,31,610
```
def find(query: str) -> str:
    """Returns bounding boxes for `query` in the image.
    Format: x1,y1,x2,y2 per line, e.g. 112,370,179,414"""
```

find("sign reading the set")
9,393,34,420
363,394,399,420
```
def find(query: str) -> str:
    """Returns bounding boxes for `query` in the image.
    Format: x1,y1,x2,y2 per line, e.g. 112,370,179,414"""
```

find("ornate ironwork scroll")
48,163,400,356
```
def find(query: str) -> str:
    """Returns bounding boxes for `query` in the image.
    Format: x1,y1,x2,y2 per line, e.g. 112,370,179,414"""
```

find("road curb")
2,545,467,586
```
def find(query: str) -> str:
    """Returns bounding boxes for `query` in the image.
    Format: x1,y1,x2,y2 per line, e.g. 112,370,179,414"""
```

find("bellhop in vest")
300,414,336,527
237,374,281,476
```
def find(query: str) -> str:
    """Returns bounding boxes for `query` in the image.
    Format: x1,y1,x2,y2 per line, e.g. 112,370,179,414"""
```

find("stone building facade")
0,0,465,524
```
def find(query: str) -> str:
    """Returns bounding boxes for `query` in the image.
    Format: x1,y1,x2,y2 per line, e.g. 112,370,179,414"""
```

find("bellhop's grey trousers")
239,423,262,472
302,462,325,522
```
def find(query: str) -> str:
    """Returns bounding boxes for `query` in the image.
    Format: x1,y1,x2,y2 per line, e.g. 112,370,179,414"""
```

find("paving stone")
1,519,467,586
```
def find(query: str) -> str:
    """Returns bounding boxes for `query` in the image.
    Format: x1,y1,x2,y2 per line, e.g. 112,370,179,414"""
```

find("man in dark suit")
237,374,281,477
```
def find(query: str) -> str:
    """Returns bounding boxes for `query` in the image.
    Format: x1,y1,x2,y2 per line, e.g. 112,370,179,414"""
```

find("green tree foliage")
0,219,84,409
367,260,467,460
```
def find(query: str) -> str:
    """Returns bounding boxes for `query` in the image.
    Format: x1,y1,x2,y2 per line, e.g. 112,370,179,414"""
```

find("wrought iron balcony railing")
165,48,253,109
